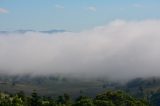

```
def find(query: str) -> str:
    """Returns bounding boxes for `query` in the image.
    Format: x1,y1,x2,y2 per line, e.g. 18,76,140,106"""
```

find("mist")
1,20,160,80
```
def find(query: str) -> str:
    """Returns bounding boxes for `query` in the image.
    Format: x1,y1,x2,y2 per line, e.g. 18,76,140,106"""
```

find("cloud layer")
0,20,160,79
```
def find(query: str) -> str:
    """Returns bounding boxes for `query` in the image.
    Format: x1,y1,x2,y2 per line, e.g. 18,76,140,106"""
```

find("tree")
30,90,41,106
12,95,24,106
17,91,25,101
95,90,149,106
57,96,64,105
94,100,114,106
150,91,160,106
64,93,72,106
74,96,94,106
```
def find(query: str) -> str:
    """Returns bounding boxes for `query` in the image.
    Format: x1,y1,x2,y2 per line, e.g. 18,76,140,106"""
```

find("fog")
1,20,160,80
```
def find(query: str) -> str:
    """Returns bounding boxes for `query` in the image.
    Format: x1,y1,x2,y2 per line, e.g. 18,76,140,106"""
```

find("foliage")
95,90,149,106
0,90,150,106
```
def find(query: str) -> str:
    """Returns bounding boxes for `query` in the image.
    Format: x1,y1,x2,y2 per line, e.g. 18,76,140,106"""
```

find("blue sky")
0,0,160,31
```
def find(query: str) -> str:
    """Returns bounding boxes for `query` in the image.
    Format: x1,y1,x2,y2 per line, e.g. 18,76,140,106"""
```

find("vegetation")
0,90,149,106
1,75,160,105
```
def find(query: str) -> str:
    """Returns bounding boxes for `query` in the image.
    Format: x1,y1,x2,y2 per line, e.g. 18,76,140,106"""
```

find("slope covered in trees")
1,75,160,105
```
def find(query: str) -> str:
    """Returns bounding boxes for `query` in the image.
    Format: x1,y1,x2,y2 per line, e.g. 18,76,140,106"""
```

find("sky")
0,0,160,31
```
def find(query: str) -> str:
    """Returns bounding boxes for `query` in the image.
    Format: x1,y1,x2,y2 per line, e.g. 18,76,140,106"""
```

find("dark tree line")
0,90,150,106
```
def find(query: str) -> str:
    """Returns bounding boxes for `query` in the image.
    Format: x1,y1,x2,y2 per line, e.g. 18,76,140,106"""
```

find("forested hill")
1,75,160,105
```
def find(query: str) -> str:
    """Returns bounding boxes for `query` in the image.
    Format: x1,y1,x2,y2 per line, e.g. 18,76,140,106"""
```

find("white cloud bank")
1,20,160,79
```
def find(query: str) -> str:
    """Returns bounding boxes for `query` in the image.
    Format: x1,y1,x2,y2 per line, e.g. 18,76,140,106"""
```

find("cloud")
0,29,66,34
0,8,8,14
55,4,64,9
87,6,97,12
1,20,160,80
133,4,144,8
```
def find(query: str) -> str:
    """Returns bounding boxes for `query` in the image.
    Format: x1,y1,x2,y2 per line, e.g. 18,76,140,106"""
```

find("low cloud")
87,6,97,12
0,20,160,80
133,4,144,8
55,4,64,9
0,8,8,14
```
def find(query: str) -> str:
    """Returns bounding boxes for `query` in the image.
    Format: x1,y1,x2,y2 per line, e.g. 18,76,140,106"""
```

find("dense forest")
0,90,149,106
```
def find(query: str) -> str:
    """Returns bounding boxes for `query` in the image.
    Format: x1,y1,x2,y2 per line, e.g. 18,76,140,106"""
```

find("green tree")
95,90,149,106
74,96,94,106
17,91,25,102
30,90,41,106
64,93,72,106
94,100,114,106
12,95,24,106
1,96,12,106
